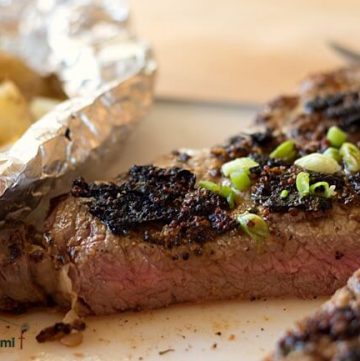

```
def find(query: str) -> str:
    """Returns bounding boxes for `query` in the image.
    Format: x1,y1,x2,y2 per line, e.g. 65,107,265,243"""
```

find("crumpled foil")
0,0,156,222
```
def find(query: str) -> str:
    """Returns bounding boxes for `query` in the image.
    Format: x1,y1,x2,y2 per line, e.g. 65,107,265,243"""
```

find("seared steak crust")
257,67,360,146
70,166,235,247
267,270,360,361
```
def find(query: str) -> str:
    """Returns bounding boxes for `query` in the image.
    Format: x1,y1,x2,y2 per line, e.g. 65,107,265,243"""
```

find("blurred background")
130,0,359,104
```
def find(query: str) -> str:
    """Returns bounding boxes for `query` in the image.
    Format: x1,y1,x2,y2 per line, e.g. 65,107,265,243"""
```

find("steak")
45,149,360,315
266,269,360,361
0,224,48,312
3,66,360,317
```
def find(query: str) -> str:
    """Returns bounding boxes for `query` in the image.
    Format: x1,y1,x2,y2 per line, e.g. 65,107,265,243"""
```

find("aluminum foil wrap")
0,0,156,223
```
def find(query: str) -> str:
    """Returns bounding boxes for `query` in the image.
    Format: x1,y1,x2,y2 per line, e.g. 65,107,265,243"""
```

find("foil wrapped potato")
0,52,63,146
0,51,66,100
0,81,32,145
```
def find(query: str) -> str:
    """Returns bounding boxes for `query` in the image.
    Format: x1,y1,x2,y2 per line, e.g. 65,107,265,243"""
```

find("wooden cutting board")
130,0,360,103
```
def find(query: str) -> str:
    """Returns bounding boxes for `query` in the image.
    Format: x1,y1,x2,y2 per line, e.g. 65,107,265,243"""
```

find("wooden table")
131,0,360,103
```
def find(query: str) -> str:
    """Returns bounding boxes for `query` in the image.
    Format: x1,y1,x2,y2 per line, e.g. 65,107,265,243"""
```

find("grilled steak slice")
266,269,360,361
45,130,360,315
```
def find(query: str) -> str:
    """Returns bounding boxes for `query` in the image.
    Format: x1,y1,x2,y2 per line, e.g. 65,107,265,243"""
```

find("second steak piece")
266,269,360,361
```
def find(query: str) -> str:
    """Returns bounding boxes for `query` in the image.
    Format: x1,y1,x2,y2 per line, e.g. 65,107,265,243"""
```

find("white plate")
0,101,324,361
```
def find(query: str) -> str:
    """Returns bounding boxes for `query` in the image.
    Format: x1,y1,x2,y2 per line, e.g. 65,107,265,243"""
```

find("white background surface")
0,101,324,360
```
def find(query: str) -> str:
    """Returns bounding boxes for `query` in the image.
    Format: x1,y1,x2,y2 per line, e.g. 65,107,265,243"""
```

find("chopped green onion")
309,181,336,198
226,189,236,209
340,142,360,173
199,181,237,208
221,157,259,177
199,180,220,193
237,213,269,241
269,140,297,161
219,185,237,209
230,170,251,191
296,172,310,197
294,153,341,174
280,189,289,199
323,147,342,163
327,126,347,148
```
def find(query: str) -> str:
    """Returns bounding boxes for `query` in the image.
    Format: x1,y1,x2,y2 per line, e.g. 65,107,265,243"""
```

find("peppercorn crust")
266,269,360,361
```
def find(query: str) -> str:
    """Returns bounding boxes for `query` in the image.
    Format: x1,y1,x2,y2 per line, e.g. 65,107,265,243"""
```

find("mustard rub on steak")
2,67,360,316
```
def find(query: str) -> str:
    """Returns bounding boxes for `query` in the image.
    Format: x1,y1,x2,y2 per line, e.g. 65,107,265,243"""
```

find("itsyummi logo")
0,317,29,350
0,337,15,348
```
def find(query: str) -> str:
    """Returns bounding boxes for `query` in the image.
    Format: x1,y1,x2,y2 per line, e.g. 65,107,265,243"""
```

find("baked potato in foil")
0,0,156,223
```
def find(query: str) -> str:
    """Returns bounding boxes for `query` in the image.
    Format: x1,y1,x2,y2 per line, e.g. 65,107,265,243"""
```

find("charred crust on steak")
72,166,235,247
252,166,334,213
211,129,282,162
305,91,360,132
72,132,360,239
278,306,360,357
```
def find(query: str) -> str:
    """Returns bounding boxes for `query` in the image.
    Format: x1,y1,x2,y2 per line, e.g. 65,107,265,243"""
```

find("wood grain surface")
130,0,360,103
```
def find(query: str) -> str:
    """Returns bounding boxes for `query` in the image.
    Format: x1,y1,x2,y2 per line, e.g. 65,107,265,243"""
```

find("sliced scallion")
269,140,297,161
309,181,336,198
199,181,237,209
221,157,259,177
296,172,310,197
230,170,251,191
280,189,289,199
226,190,236,209
294,153,341,174
199,180,220,193
219,185,237,209
237,213,269,241
327,126,347,148
340,142,360,173
323,147,341,163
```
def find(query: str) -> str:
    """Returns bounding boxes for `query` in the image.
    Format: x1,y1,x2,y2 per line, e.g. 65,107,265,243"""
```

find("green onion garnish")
221,157,259,177
340,142,360,173
224,188,236,209
296,172,310,197
269,140,297,161
294,153,341,174
199,180,220,193
309,181,336,198
219,185,237,209
199,181,237,209
326,126,347,148
323,147,341,163
230,170,251,191
237,213,269,241
280,189,289,199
